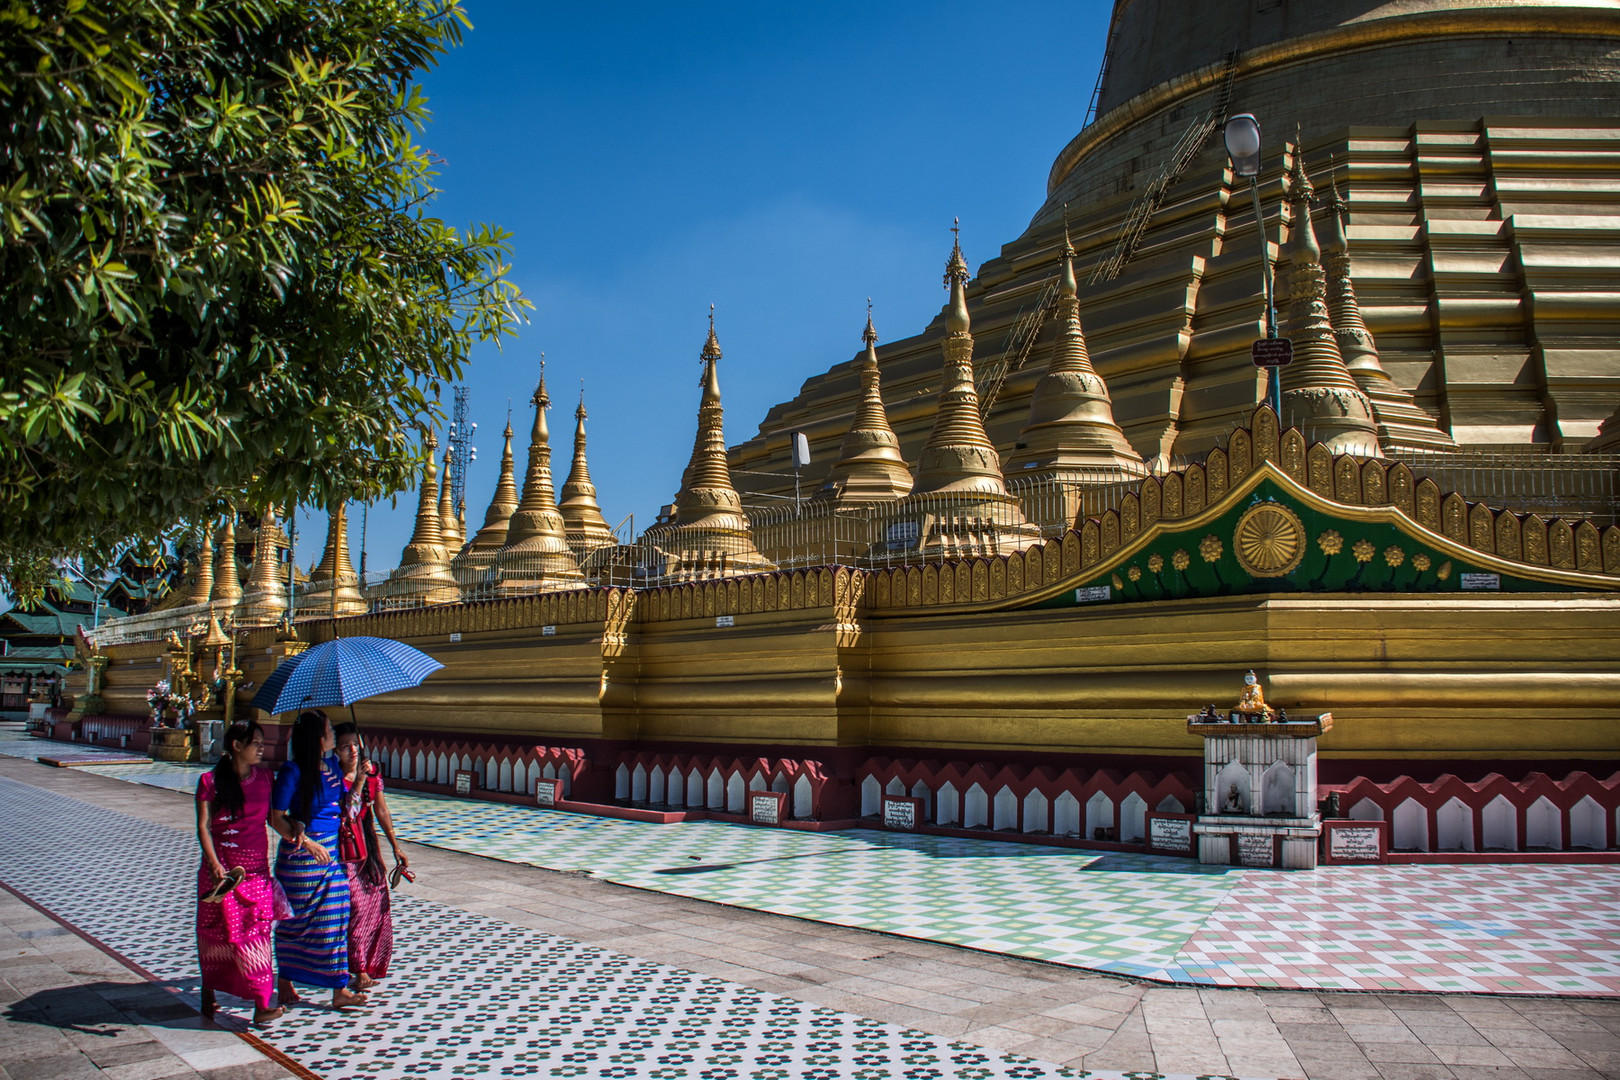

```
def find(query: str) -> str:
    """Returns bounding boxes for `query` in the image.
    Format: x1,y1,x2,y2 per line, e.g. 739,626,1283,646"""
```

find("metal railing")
1390,447,1620,524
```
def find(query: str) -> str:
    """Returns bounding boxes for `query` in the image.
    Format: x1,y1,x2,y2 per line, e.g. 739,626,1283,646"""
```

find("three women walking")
195,708,413,1023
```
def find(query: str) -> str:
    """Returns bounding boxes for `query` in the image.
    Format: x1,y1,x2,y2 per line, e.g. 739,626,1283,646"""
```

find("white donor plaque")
1330,826,1381,861
1237,833,1273,867
1150,816,1191,851
750,793,779,825
883,799,916,832
1461,573,1500,590
1074,585,1111,603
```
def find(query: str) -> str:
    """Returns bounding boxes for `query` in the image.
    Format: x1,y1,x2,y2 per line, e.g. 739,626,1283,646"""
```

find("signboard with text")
453,770,475,797
749,790,786,826
535,778,564,808
1145,812,1195,855
1251,338,1294,368
1322,819,1388,864
881,795,923,832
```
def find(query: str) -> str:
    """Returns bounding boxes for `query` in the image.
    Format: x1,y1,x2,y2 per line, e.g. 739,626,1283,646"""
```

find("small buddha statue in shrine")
1234,670,1273,720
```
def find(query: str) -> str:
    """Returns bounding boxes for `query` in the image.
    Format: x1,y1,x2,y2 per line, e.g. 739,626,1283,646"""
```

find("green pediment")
1025,462,1617,612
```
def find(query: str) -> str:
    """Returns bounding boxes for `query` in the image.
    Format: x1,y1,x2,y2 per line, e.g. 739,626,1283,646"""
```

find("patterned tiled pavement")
5,752,1620,1080
8,728,1617,997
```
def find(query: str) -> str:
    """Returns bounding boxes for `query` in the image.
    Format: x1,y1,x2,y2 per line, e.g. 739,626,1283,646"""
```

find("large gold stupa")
65,1,1620,859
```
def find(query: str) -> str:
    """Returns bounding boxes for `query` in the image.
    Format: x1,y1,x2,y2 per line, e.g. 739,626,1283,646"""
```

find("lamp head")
1223,113,1262,178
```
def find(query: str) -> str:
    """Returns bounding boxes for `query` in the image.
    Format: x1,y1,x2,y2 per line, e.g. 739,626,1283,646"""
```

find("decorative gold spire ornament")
299,503,366,617
184,524,214,607
1278,138,1382,456
452,417,521,587
386,434,461,604
821,304,914,503
558,384,615,557
438,445,465,554
659,310,774,578
1005,217,1147,481
907,225,1039,556
238,505,289,625
492,357,584,591
1320,167,1454,451
211,512,243,611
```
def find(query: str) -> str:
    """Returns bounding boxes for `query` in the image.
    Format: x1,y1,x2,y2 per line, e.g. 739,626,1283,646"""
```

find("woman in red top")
334,721,407,988
195,719,284,1026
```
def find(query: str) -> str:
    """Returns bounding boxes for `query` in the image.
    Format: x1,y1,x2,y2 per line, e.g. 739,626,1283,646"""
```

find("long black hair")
209,719,263,820
334,720,386,886
288,710,329,827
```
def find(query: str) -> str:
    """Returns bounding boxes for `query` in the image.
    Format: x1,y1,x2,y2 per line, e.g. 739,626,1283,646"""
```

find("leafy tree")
0,0,528,599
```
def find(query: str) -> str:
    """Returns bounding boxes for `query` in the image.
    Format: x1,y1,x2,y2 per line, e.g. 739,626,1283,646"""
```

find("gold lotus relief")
1232,503,1306,578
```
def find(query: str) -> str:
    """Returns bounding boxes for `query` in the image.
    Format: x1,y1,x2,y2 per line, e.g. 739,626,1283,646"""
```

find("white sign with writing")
1461,572,1500,590
453,771,473,797
541,625,556,636
886,520,920,546
1330,826,1382,861
715,615,735,628
535,779,561,808
449,632,462,643
1237,833,1274,867
1149,816,1192,851
882,798,917,832
749,793,780,825
1075,585,1111,603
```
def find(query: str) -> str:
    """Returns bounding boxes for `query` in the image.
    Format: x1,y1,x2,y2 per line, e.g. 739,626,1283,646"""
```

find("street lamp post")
1223,113,1283,418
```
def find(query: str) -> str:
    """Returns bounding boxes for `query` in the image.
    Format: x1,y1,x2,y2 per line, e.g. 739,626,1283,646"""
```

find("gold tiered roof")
492,360,584,591
558,388,615,557
300,502,366,617
1004,221,1146,481
820,308,913,503
1319,171,1454,452
1278,142,1381,457
660,314,774,577
184,525,213,607
438,445,465,555
388,434,461,604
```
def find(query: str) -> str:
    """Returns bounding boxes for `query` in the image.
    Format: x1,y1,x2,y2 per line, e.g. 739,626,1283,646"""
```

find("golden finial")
701,306,722,366
1287,125,1314,204
944,217,968,287
863,298,877,347
1061,202,1076,259
577,379,587,421
533,353,549,410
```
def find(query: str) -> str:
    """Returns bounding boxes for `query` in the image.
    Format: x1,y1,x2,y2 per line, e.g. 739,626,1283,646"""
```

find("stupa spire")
184,523,214,607
211,511,242,610
1278,135,1382,456
908,226,1039,556
1006,213,1146,482
450,416,520,588
1320,165,1454,450
558,383,615,557
239,505,289,625
437,444,464,554
300,503,366,617
492,355,583,590
387,433,460,603
821,303,913,502
657,310,773,577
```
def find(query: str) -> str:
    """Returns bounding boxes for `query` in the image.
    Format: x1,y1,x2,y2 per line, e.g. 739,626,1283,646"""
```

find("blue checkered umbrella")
249,637,444,714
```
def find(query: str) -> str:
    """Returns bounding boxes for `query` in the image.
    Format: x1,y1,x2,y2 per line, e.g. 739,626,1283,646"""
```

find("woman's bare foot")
277,979,302,1006
352,972,376,990
253,1005,285,1026
331,987,369,1009
199,987,217,1019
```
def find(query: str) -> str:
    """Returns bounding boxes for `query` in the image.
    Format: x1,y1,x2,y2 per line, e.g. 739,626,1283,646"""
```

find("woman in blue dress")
269,710,369,1009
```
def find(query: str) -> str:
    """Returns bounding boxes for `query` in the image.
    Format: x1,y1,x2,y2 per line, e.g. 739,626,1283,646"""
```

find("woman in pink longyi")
195,719,284,1026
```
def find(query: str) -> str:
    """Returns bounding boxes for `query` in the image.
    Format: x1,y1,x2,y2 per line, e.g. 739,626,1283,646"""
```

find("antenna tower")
447,385,477,514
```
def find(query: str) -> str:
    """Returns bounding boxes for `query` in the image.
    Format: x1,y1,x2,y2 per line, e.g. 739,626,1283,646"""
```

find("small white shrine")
1188,672,1332,870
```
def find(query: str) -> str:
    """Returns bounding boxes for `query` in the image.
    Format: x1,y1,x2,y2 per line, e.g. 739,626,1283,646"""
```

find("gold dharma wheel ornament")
1232,502,1306,578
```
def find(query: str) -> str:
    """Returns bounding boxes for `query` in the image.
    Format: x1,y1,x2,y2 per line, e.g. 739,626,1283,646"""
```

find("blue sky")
296,1,1111,571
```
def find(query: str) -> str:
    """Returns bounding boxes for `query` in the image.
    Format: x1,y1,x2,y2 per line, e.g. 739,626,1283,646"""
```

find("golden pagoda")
452,418,520,588
384,435,461,605
438,445,465,555
1276,142,1382,457
653,312,774,578
907,227,1040,557
183,523,214,607
492,360,584,592
210,512,243,613
819,307,913,504
1319,170,1454,452
1003,220,1146,484
237,506,289,626
558,387,615,558
298,503,366,618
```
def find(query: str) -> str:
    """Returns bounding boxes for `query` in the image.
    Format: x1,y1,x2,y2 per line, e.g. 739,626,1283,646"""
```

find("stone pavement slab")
4,753,1620,1080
